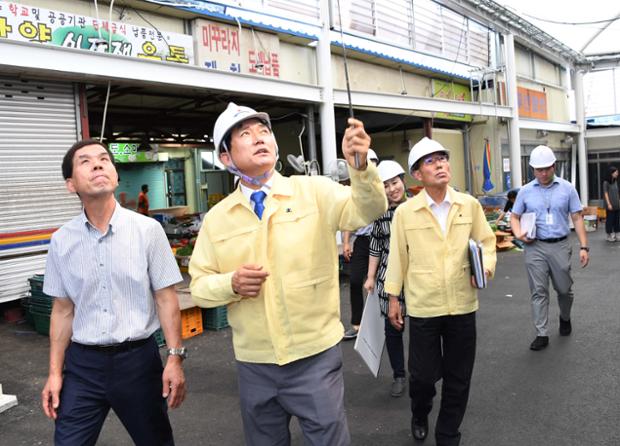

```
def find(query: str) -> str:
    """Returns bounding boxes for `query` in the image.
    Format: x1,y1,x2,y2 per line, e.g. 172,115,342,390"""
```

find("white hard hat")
529,145,556,168
377,160,405,182
367,148,379,162
407,137,450,173
213,102,271,152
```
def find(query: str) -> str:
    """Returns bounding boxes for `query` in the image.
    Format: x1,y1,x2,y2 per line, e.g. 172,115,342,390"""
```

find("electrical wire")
130,7,172,52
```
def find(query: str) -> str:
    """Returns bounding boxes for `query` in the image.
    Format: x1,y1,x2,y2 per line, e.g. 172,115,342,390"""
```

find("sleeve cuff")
384,281,403,296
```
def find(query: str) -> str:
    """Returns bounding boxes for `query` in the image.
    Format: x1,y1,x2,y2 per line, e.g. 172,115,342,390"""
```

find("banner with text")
431,80,473,122
0,1,193,64
192,18,281,77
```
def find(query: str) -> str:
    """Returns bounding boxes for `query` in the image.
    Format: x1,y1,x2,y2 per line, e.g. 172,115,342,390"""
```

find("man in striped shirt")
41,139,186,446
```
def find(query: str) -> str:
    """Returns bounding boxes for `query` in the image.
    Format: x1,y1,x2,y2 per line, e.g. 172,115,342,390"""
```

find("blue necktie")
251,191,267,220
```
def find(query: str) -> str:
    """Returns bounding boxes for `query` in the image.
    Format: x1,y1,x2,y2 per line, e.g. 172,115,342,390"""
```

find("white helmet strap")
220,140,278,189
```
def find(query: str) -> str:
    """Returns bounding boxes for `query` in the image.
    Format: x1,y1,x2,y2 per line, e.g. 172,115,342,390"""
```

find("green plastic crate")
21,298,34,326
154,329,166,348
203,306,228,331
28,275,45,292
31,311,50,336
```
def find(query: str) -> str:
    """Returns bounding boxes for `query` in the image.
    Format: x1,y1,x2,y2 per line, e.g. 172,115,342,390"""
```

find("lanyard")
538,181,555,213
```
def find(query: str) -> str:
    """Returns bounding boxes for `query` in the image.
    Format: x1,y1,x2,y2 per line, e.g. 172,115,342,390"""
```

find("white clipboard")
353,289,386,378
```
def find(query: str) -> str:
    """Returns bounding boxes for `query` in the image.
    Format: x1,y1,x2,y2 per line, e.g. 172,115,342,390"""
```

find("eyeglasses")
421,153,449,166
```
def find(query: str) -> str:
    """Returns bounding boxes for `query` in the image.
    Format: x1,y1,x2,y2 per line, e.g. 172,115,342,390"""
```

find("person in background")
41,139,186,446
510,145,589,351
385,137,496,446
363,160,408,398
137,184,150,216
603,166,620,242
342,149,379,340
189,103,386,445
495,189,518,226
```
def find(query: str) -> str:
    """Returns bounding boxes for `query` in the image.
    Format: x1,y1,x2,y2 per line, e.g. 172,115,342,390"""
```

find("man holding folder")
384,138,496,446
510,145,589,351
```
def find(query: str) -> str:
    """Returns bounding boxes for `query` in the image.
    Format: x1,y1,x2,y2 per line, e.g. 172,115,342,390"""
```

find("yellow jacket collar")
219,172,294,213
410,186,464,212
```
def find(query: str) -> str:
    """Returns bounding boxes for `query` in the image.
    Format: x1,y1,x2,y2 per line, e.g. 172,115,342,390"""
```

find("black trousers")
408,312,476,446
55,337,174,446
385,318,405,378
605,209,620,234
349,235,370,326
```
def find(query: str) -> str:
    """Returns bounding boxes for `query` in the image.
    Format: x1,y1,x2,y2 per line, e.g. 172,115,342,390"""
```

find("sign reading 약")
0,1,194,64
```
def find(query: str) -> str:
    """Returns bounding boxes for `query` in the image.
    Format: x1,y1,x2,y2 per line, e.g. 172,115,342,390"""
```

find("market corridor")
0,229,618,446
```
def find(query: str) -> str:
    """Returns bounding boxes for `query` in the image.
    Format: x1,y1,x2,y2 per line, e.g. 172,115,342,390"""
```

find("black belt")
74,336,152,353
537,236,567,243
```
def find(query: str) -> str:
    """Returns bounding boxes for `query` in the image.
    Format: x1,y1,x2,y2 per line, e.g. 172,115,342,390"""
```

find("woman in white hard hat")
363,160,408,397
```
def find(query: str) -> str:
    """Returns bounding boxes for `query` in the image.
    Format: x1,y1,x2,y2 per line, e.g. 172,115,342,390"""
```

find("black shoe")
530,336,549,351
559,317,572,336
342,328,358,340
411,417,428,441
390,377,406,397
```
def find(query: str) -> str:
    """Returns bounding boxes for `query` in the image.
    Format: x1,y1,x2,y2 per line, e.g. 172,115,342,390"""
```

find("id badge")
545,213,554,225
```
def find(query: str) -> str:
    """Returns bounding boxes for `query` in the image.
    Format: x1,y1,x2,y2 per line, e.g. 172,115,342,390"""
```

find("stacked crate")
27,275,53,336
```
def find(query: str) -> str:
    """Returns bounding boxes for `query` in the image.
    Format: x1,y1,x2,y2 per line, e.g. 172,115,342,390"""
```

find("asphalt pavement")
0,228,618,446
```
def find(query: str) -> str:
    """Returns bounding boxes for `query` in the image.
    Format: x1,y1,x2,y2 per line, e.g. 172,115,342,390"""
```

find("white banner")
353,290,386,378
0,1,194,64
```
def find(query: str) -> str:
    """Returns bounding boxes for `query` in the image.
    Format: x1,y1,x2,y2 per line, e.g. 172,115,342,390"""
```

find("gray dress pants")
235,344,350,446
524,239,574,336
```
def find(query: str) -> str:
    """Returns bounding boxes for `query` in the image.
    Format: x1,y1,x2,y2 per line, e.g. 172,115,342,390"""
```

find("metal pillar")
504,34,523,187
317,0,338,171
306,104,317,163
574,70,588,204
462,125,472,194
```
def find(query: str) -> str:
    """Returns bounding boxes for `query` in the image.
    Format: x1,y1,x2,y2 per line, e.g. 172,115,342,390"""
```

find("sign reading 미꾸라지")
0,1,194,64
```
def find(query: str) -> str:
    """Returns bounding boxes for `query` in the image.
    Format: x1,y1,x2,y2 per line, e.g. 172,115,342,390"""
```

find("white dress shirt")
240,179,273,211
424,189,452,235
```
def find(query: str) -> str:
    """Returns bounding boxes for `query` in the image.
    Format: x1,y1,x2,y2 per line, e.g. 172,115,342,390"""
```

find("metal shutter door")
0,77,81,302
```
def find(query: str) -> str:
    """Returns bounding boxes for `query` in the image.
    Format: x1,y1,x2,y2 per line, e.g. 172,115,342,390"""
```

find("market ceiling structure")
87,0,620,144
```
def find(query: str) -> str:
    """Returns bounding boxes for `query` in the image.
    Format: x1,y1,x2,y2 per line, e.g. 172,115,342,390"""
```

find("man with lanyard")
342,148,379,340
189,103,386,445
511,145,589,351
384,137,496,446
41,139,186,445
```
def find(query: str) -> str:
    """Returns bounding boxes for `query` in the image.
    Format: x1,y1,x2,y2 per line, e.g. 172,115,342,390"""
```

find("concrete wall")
369,128,466,193
331,56,431,97
280,42,317,85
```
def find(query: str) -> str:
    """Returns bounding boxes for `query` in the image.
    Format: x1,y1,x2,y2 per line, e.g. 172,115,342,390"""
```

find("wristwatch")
167,347,188,360
580,246,590,252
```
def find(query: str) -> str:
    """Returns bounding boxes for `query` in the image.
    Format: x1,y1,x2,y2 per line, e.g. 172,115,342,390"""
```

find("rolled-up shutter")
0,77,81,302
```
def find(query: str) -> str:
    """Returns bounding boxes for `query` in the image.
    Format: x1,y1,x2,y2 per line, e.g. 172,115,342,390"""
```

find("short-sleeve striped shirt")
43,202,182,345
